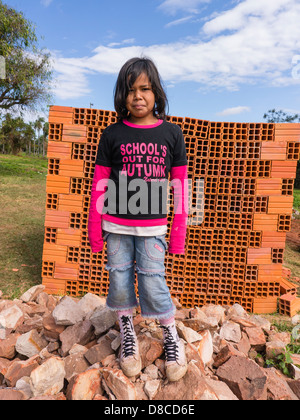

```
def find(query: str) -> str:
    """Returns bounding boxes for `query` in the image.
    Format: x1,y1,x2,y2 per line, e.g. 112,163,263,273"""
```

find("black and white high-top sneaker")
118,315,142,377
161,323,188,382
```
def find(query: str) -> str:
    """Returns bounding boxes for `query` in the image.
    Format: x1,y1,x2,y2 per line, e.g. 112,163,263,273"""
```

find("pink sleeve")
88,165,112,253
168,165,188,255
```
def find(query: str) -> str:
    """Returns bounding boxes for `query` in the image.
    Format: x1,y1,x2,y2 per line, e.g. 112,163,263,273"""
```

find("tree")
263,109,300,123
0,1,53,113
34,116,45,156
0,113,35,154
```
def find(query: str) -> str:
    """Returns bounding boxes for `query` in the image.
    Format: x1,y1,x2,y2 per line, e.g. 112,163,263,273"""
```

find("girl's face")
126,72,157,125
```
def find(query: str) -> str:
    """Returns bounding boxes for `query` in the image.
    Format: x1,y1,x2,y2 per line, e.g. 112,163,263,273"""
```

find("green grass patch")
0,154,48,299
294,189,300,213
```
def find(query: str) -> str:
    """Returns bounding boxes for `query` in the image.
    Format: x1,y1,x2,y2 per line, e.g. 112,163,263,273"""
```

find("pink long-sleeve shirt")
88,119,188,255
88,164,188,254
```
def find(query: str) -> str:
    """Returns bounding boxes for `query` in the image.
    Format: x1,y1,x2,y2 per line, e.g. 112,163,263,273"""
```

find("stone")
0,333,20,360
185,343,205,373
67,369,103,400
0,358,11,382
287,380,300,399
291,314,300,325
213,344,244,368
0,387,26,400
194,330,213,366
177,321,204,343
265,367,298,400
64,352,90,382
15,329,48,358
154,362,218,400
183,308,219,330
290,354,300,366
244,327,266,352
89,307,117,335
52,296,84,326
235,332,251,356
201,305,226,325
84,337,114,365
19,285,45,303
144,364,159,380
30,357,65,397
265,340,286,359
59,320,94,357
138,334,164,369
77,293,106,317
249,315,271,332
5,356,39,387
227,304,248,319
219,321,242,344
144,379,161,400
205,378,239,400
15,377,33,400
30,392,66,401
0,305,24,330
289,364,300,380
268,331,291,345
216,356,267,400
43,314,65,341
102,367,137,400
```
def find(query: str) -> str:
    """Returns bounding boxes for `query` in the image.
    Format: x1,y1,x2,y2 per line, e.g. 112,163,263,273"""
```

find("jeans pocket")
155,235,168,252
145,236,167,261
106,233,122,256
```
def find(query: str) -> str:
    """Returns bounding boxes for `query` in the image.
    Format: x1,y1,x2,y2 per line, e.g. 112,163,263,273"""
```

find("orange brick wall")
42,106,300,314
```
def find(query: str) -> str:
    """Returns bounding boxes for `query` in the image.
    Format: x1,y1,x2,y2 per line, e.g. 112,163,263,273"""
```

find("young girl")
88,57,188,382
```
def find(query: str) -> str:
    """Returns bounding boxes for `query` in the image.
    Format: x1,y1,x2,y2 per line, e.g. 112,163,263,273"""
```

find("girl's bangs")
126,60,151,90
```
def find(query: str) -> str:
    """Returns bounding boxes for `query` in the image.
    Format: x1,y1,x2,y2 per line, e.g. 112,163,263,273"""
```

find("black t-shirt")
95,120,187,220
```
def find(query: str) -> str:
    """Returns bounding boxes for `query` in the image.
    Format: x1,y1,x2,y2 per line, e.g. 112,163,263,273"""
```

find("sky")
4,0,300,123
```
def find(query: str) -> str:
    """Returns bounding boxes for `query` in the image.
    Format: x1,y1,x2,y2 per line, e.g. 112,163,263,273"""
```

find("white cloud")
158,0,211,15
51,54,93,100
50,0,300,100
217,106,251,116
107,39,136,48
40,0,53,7
165,16,195,28
203,0,294,35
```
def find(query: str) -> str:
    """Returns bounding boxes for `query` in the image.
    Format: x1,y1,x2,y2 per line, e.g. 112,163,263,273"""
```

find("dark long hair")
114,57,169,121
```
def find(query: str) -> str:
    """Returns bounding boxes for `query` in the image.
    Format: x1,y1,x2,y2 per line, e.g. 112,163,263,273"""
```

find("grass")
292,188,300,214
0,154,48,299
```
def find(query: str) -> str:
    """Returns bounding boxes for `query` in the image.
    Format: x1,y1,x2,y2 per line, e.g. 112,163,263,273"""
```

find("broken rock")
30,357,65,397
89,307,117,335
52,296,84,326
19,285,45,303
59,320,94,357
102,367,137,400
219,321,242,344
216,355,267,400
15,329,48,358
0,305,24,331
67,369,103,401
154,362,218,400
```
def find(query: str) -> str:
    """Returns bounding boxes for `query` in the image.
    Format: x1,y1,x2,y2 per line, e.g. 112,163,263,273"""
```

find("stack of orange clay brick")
42,106,300,316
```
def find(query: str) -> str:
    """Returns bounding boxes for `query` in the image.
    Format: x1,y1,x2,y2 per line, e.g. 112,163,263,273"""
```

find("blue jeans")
104,232,176,320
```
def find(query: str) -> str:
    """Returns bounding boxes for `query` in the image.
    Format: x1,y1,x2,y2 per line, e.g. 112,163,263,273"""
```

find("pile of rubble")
0,285,300,400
